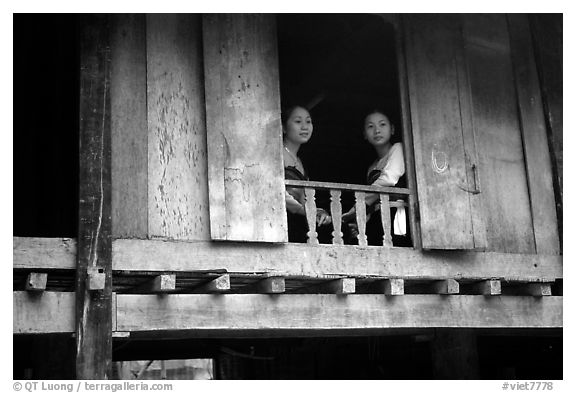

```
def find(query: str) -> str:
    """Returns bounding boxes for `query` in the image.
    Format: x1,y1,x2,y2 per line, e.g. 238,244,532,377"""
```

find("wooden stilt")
75,14,113,380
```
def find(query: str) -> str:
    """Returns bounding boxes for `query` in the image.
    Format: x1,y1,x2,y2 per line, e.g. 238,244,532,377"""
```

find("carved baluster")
354,191,368,247
330,189,343,245
379,194,393,247
304,187,319,245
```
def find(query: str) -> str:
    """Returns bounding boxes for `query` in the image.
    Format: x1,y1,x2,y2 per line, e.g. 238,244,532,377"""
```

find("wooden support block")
139,274,176,293
526,283,552,297
381,279,405,295
112,331,130,338
25,273,47,292
431,279,459,295
322,278,355,294
193,274,230,293
471,280,501,296
87,268,106,291
256,277,285,294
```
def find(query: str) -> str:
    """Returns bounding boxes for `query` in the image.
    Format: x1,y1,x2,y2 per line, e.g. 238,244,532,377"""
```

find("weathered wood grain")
77,14,113,379
395,15,422,249
146,14,210,240
112,239,562,282
111,14,148,239
203,14,286,242
470,280,502,296
13,237,76,269
530,15,562,251
330,190,343,245
404,14,474,249
508,14,560,255
462,14,535,253
25,273,47,292
14,291,75,334
116,294,562,332
355,192,367,247
192,274,230,293
304,187,318,245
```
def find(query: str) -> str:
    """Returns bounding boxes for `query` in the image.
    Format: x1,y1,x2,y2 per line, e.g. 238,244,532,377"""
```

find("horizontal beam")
13,237,563,282
284,179,412,195
14,291,75,333
14,291,563,334
13,237,76,269
116,294,562,333
112,239,562,281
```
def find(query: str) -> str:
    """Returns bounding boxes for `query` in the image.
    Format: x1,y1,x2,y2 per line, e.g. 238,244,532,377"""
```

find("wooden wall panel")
530,14,562,251
203,14,287,242
508,15,560,255
146,14,210,240
404,15,474,249
462,14,535,253
111,15,148,239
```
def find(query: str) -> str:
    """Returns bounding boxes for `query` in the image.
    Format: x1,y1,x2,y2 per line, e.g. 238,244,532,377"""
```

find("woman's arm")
365,143,405,205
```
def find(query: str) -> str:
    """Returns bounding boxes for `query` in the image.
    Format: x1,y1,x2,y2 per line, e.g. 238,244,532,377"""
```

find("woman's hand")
341,207,356,223
316,208,332,226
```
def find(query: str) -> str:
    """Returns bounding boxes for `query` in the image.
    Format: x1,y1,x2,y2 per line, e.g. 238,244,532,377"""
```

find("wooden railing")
285,180,412,247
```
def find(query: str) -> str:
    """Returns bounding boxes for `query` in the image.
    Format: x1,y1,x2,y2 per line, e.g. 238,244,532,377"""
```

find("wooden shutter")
203,14,287,242
404,15,475,249
507,14,560,254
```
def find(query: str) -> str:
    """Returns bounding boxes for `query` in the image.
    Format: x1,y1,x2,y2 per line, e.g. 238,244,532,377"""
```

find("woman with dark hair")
343,109,410,246
282,105,331,243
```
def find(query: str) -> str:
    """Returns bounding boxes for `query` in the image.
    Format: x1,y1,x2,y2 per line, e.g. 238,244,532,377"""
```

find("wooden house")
13,13,562,379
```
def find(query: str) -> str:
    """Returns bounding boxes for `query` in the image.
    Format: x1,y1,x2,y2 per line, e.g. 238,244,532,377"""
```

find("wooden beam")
470,280,501,296
322,278,355,294
112,239,562,282
525,283,553,297
25,273,47,292
14,291,75,333
76,14,113,380
135,274,176,293
192,274,230,293
256,277,285,294
381,279,405,295
116,294,562,332
431,279,459,295
13,237,76,269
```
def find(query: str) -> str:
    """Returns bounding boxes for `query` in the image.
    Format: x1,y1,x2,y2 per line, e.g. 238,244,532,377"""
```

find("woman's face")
284,107,313,146
364,112,393,147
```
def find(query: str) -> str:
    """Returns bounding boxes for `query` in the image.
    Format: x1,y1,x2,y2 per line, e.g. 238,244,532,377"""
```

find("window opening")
277,14,412,247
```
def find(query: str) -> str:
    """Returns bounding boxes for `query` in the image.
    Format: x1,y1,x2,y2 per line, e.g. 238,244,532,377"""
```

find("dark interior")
277,14,401,186
13,14,80,237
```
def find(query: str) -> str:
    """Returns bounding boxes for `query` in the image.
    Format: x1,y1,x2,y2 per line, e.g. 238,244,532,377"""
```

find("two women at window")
282,106,408,245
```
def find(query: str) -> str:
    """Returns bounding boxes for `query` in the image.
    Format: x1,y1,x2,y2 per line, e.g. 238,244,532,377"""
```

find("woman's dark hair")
281,105,309,128
362,109,401,144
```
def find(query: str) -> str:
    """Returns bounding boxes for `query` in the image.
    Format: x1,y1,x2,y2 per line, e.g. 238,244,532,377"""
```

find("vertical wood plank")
404,14,474,249
379,194,393,247
203,14,287,242
304,187,319,245
396,15,423,250
147,14,210,240
530,15,562,251
110,15,148,238
330,189,343,245
508,14,560,255
461,14,535,253
76,14,113,379
355,192,367,247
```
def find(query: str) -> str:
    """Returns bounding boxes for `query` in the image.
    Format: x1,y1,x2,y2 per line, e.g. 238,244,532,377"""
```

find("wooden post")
76,14,113,379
